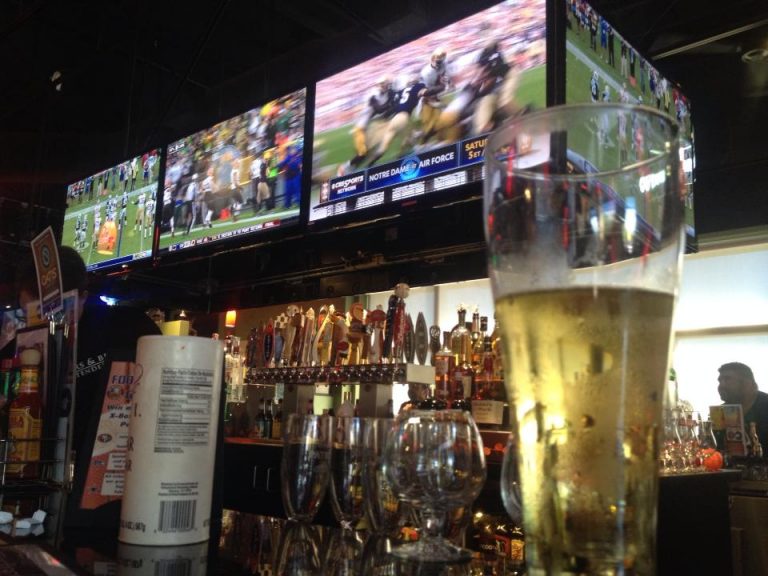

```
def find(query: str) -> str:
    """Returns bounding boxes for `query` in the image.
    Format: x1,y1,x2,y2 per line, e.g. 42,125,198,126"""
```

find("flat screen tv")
309,0,547,226
63,149,162,271
157,87,307,253
564,0,696,243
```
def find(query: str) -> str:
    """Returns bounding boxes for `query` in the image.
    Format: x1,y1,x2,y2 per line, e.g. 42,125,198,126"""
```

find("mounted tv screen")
158,87,306,253
564,0,696,241
63,148,161,271
310,0,546,225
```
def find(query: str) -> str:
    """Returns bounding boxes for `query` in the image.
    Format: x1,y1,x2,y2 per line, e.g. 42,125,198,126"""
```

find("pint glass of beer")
484,103,684,575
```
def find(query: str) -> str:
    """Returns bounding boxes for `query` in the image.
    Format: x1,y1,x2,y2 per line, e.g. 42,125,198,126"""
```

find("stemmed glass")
661,409,684,473
276,520,323,575
383,409,486,563
329,416,366,531
281,414,332,523
362,417,407,536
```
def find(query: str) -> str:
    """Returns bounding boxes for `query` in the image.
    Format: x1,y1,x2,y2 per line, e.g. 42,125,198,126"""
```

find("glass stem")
421,506,446,540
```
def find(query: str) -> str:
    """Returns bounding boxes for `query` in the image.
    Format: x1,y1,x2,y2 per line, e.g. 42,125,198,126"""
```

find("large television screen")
158,87,306,253
564,0,695,240
63,149,161,271
310,0,546,225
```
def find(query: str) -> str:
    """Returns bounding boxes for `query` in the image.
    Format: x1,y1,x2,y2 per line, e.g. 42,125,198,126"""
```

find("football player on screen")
421,40,521,144
92,201,102,248
134,191,146,233
418,47,450,143
339,76,397,174
365,76,441,167
591,70,599,102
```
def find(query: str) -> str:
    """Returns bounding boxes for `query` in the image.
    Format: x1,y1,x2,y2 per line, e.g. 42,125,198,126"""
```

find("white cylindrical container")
116,541,209,576
119,336,224,546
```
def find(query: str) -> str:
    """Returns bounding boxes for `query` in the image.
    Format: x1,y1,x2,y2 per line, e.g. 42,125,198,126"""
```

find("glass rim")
486,102,681,183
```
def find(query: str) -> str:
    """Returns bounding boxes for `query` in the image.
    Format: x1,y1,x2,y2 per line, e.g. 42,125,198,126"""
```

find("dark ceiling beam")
142,0,230,150
651,17,768,59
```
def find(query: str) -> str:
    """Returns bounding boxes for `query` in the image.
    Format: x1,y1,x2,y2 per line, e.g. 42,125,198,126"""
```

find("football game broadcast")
310,0,546,223
158,87,306,253
565,0,695,237
62,149,161,271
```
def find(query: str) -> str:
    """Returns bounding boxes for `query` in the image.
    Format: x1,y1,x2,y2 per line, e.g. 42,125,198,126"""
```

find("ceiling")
0,0,767,305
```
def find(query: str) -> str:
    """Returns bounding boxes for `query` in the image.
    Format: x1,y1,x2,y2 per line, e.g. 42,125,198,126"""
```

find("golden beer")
496,287,674,574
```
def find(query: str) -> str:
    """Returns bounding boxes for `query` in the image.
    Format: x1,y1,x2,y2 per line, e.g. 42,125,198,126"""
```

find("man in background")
718,362,768,451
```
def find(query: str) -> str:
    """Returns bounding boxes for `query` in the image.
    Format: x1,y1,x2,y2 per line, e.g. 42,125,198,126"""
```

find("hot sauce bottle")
7,348,43,479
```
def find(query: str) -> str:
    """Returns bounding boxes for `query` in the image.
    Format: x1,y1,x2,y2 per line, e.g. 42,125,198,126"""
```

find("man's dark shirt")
744,390,768,453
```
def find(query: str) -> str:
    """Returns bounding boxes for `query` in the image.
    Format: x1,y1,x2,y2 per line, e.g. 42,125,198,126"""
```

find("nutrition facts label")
154,367,214,452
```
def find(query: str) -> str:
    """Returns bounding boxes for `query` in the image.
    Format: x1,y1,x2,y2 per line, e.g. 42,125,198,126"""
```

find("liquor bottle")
451,308,474,407
263,397,273,440
250,398,264,438
233,337,245,403
0,357,18,437
470,309,482,361
750,422,763,458
238,402,251,438
224,335,234,400
471,336,505,429
224,401,236,437
417,388,447,410
337,390,354,418
450,307,472,360
470,510,503,575
433,331,455,405
507,523,526,575
271,399,283,440
246,327,258,368
490,315,504,381
472,315,488,366
7,348,43,479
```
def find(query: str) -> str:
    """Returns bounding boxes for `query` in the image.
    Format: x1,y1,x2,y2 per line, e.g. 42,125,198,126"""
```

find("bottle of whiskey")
263,397,273,440
433,331,455,406
470,309,482,362
451,308,474,407
472,315,488,367
471,336,505,429
271,399,283,440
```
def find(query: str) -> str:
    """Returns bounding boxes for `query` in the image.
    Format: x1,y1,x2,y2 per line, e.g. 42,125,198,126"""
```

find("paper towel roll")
117,541,209,576
119,336,223,545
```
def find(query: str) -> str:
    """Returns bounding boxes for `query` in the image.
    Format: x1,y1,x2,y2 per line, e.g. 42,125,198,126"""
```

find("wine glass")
500,435,523,527
484,103,684,574
281,413,332,523
329,416,366,531
362,417,407,536
276,520,323,575
322,529,365,575
383,409,486,563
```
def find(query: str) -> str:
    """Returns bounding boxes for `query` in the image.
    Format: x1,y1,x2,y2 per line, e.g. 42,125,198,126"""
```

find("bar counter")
0,468,742,576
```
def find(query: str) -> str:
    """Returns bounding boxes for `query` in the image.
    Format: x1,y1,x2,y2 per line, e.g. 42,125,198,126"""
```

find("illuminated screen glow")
564,0,695,238
310,0,547,223
63,148,161,271
158,87,307,253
